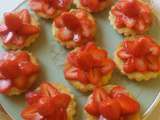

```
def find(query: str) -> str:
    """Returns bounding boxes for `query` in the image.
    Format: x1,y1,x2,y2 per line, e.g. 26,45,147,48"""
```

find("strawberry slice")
21,104,43,120
64,66,78,80
54,109,67,120
88,69,101,85
110,86,127,98
135,58,147,72
93,87,110,104
37,96,56,116
4,12,22,31
114,94,140,115
18,23,39,35
26,91,42,105
62,13,82,31
40,83,59,97
19,62,39,76
81,0,99,11
100,59,115,74
123,58,136,73
117,49,131,60
0,24,9,35
19,9,31,23
99,99,121,120
77,69,89,84
0,79,11,93
0,60,19,79
85,97,99,116
51,93,71,109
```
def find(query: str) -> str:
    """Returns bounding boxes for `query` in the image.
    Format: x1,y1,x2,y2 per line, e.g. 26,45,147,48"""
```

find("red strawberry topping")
80,0,111,12
0,51,40,93
111,0,152,34
117,36,160,73
0,9,40,47
64,42,115,85
54,10,96,47
21,82,71,120
29,0,72,16
85,86,140,119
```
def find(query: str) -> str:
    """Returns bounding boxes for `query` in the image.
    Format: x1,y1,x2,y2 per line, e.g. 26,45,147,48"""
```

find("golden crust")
114,43,160,81
85,85,141,120
52,9,96,49
5,51,39,96
1,12,40,50
108,0,152,36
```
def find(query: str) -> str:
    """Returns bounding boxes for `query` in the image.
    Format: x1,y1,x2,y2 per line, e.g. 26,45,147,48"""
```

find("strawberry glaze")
0,51,39,93
21,83,71,120
85,86,140,120
64,42,115,85
117,36,160,73
111,0,152,34
29,0,73,17
0,9,40,48
54,9,96,48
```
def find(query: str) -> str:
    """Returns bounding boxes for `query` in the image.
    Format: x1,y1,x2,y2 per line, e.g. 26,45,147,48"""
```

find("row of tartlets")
0,0,158,120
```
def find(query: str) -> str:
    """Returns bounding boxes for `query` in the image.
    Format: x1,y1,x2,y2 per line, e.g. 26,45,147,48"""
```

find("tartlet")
64,42,115,92
21,82,76,120
29,0,73,19
0,51,40,95
85,85,141,120
114,35,160,81
109,0,152,36
52,9,96,49
74,0,113,13
0,9,40,49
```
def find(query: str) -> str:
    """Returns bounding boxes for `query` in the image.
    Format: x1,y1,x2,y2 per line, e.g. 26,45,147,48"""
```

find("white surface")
0,0,159,120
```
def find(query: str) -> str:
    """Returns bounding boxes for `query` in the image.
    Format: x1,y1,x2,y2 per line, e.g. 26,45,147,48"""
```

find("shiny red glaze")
29,0,72,15
85,97,100,117
0,9,40,47
80,0,109,12
111,0,152,33
4,13,22,31
64,42,115,85
117,36,160,73
18,23,40,36
85,86,140,119
54,10,96,46
0,51,39,93
21,83,71,120
99,99,121,120
62,13,82,31
114,94,140,115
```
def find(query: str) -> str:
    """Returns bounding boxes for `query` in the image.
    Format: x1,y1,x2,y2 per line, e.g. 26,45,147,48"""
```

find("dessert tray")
0,0,160,120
